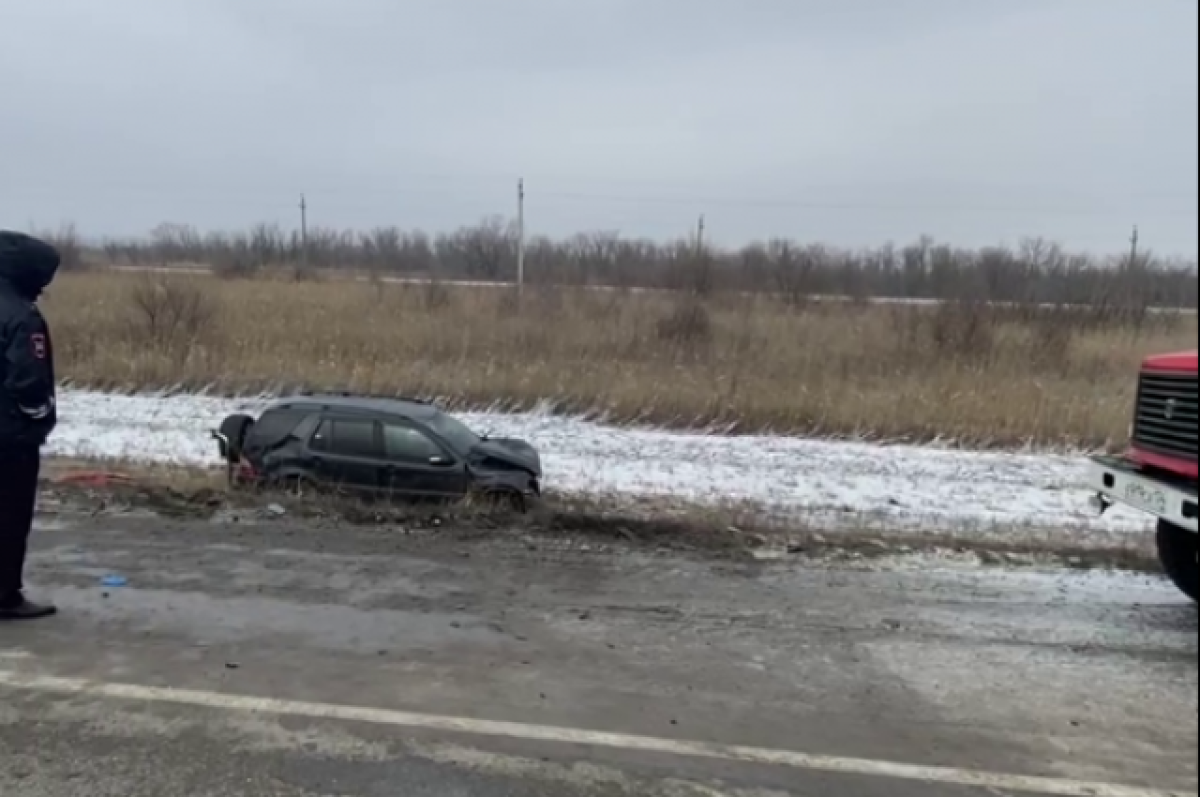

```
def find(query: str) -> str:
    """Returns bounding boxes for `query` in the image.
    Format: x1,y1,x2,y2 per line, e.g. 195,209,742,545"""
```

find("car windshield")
426,411,482,453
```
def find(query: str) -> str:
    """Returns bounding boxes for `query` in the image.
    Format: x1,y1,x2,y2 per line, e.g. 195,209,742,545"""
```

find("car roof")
265,392,441,421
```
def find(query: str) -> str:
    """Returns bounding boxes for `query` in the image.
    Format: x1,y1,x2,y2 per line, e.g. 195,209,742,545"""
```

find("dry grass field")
44,270,1196,448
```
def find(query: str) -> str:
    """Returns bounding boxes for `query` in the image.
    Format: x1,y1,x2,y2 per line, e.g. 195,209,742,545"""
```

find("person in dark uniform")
0,231,61,621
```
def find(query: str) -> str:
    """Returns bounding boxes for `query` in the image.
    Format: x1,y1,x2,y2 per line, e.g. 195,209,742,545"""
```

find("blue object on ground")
102,576,128,588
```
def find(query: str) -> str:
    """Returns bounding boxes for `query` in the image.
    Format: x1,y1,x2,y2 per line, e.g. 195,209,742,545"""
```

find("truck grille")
1133,371,1198,462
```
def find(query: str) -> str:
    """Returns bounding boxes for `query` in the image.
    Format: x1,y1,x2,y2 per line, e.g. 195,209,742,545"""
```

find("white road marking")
0,669,1188,797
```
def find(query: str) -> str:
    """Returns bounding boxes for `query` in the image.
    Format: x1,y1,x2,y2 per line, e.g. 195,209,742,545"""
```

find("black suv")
213,393,542,510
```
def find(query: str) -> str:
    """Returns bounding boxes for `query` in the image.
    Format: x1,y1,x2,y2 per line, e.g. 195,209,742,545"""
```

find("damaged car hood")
469,438,542,477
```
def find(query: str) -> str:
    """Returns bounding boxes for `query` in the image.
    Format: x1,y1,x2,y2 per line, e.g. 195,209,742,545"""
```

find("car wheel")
1156,520,1199,603
278,475,315,499
481,489,526,514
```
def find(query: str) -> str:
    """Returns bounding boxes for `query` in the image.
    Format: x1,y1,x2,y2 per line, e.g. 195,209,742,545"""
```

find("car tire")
1156,520,1199,603
218,414,256,462
481,489,526,514
278,475,316,498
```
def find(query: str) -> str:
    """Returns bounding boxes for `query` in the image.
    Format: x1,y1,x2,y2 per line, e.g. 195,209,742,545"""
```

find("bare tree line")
41,218,1200,309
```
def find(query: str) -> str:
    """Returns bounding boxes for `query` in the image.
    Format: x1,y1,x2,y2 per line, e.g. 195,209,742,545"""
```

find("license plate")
1123,480,1169,516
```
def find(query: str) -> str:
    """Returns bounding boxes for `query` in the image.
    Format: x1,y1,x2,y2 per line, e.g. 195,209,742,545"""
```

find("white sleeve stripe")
18,404,51,419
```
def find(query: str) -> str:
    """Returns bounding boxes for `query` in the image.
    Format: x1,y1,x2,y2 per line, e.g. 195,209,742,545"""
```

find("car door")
381,421,470,501
307,415,386,494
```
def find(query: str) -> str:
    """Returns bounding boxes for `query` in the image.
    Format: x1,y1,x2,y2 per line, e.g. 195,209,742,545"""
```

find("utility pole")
516,178,526,305
1128,224,1140,268
299,193,309,272
696,214,706,256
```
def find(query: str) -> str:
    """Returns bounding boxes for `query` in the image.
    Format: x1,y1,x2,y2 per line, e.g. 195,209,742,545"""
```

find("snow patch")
48,390,1152,537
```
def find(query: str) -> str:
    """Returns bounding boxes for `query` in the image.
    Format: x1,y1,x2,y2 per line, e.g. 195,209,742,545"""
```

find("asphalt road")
1,507,1196,797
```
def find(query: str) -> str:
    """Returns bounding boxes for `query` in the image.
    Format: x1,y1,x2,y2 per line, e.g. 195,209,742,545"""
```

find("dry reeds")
42,271,1196,448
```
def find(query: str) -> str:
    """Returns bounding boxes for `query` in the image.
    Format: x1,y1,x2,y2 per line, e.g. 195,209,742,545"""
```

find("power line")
9,177,1197,257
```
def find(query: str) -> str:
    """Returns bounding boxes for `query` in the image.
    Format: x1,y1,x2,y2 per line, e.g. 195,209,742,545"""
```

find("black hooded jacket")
0,231,60,448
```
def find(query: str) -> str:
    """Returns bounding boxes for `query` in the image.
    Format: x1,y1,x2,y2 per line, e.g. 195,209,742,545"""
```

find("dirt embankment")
40,459,1159,574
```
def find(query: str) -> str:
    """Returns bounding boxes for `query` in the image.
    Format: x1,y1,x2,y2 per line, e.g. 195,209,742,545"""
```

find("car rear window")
245,409,309,452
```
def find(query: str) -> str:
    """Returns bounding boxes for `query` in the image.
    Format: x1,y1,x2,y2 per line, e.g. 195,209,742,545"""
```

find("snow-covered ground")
48,390,1151,538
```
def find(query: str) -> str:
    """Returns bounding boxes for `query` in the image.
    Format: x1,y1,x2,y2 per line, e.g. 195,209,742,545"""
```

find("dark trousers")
0,446,40,601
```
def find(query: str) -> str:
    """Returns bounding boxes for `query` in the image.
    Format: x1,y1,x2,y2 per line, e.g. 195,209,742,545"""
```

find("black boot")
0,593,57,621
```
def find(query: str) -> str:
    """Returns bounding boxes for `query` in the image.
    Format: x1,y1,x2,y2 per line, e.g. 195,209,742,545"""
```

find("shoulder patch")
31,332,47,359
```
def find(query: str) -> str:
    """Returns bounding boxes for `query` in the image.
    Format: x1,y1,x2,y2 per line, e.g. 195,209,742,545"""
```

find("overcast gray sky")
3,0,1197,255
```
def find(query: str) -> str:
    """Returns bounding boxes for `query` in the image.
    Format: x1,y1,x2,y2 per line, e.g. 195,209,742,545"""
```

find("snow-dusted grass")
43,272,1198,447
47,390,1152,543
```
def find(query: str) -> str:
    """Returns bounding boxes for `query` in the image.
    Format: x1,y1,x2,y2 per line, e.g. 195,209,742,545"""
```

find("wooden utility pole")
299,193,309,272
696,214,706,255
1128,224,1140,268
516,179,526,304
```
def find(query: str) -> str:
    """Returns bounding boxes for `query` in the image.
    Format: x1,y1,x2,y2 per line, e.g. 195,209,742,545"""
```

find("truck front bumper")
1088,455,1199,534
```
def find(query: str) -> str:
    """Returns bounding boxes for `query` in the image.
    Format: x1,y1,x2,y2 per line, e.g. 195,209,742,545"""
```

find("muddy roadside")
37,458,1159,575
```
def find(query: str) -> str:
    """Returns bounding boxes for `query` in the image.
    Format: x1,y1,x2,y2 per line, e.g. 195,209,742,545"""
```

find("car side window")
383,424,444,463
311,418,380,459
309,420,331,452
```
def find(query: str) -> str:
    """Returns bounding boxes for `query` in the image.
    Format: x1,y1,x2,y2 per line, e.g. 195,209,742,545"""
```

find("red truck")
1090,350,1198,601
